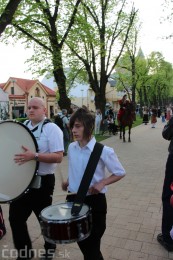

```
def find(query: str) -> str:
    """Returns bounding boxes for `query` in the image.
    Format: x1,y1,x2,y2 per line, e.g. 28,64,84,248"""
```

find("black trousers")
9,174,56,258
67,193,107,260
162,153,173,243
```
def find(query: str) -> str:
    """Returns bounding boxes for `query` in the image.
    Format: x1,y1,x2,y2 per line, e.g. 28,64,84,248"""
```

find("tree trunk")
95,92,106,117
53,68,71,111
0,0,22,35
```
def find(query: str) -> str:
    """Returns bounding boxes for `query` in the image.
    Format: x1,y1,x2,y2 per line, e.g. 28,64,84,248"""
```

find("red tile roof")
40,83,56,96
0,83,5,89
1,77,56,96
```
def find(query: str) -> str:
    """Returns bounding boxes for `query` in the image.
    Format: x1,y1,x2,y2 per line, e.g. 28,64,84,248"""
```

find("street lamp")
81,89,84,107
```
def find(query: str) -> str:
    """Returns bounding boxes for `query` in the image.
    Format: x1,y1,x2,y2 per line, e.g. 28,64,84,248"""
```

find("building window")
11,87,14,95
35,87,40,97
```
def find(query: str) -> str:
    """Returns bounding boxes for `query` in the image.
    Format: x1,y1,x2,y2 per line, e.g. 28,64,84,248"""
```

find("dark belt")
30,174,55,189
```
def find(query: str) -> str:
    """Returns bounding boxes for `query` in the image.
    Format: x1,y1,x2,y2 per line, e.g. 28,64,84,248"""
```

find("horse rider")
117,94,130,125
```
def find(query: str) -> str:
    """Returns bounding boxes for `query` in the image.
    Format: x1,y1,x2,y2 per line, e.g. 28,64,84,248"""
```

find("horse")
118,102,135,142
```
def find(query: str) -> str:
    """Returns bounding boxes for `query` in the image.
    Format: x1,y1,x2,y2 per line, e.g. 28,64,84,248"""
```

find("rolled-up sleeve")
102,146,126,176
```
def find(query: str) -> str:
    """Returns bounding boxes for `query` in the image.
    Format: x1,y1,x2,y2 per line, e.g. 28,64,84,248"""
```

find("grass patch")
132,115,143,127
95,134,110,142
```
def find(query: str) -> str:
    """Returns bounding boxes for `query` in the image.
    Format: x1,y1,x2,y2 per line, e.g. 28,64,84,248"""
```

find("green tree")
1,0,82,110
65,0,137,115
115,47,150,110
146,52,173,107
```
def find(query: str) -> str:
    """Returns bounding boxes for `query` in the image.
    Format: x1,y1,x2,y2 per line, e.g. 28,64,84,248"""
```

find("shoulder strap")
71,142,104,216
24,120,30,126
41,119,51,132
25,119,51,132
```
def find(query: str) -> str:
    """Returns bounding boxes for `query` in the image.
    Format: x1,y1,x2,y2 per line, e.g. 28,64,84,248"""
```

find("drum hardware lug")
40,220,51,238
77,223,84,239
85,219,89,232
67,224,71,239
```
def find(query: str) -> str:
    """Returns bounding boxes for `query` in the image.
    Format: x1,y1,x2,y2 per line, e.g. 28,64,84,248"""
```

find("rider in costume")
117,94,130,124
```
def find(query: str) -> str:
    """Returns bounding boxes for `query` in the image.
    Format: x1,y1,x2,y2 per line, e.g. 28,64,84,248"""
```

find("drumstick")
58,164,64,183
57,164,70,194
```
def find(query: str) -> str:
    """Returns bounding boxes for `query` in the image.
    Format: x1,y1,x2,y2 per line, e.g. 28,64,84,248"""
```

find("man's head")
27,97,46,125
62,109,67,115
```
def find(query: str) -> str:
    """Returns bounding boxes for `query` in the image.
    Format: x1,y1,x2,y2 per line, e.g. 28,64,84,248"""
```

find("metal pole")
81,89,84,106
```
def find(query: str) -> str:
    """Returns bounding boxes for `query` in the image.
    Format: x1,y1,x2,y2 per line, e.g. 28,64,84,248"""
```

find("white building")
0,88,9,120
41,73,124,112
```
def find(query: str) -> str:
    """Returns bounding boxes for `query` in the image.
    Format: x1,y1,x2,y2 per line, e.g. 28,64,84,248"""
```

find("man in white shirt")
10,97,64,260
61,109,70,156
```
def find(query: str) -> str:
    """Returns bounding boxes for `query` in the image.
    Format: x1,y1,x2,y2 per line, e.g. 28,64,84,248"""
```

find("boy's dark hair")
70,108,95,139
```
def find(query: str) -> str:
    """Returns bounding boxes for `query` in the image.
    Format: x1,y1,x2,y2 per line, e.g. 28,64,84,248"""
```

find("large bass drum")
0,120,38,203
40,202,92,244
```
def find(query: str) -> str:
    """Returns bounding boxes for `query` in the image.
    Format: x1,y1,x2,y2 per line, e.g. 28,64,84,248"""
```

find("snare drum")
40,202,92,244
0,120,38,203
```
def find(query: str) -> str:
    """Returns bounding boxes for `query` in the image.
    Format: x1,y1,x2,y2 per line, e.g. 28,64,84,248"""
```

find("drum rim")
40,202,90,222
0,120,39,203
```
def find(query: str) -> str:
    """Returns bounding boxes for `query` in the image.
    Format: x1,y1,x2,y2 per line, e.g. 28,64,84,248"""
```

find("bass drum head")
0,121,38,203
41,202,89,222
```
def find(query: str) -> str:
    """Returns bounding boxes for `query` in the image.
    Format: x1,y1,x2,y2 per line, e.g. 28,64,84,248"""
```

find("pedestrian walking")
9,97,64,260
151,106,157,128
95,109,102,135
62,107,126,260
142,106,149,125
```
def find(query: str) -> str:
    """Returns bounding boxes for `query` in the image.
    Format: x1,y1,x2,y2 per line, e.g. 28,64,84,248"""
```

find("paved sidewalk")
1,118,172,260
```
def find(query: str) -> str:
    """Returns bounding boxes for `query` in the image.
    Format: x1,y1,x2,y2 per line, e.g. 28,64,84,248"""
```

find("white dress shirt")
26,120,64,175
68,137,125,194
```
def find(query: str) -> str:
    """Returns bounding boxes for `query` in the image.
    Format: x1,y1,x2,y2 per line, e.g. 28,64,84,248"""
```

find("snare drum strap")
71,142,104,216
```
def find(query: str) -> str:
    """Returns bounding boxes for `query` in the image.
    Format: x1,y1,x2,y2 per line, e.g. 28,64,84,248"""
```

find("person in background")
142,106,149,125
166,105,172,121
157,106,161,118
106,106,114,119
61,109,70,156
157,115,173,251
161,110,166,123
95,109,102,135
9,97,64,260
151,106,157,128
62,108,126,260
0,205,6,240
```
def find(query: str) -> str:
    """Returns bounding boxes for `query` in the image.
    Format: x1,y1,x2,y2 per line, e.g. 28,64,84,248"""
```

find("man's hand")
88,181,105,195
61,181,69,191
14,145,35,165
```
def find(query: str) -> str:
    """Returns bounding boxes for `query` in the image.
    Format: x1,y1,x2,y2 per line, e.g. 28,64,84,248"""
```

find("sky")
0,0,173,85
133,0,173,62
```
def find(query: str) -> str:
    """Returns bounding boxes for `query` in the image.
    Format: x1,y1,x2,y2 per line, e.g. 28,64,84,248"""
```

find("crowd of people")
142,104,173,127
